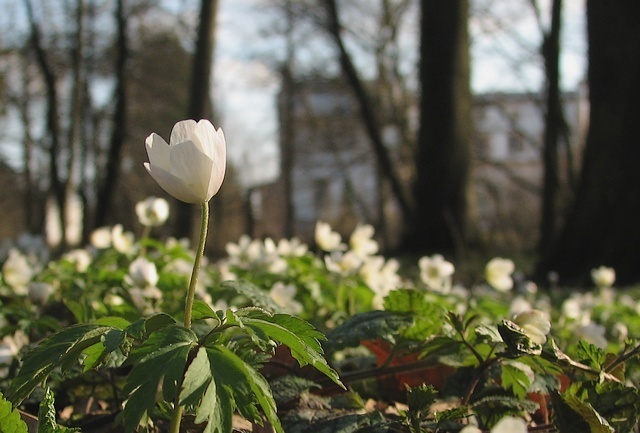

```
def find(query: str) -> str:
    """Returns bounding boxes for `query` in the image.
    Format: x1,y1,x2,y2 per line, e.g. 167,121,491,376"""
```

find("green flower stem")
184,201,210,329
169,201,210,433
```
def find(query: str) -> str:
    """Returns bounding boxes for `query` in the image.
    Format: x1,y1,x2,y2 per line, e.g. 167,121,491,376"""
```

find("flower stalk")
169,201,210,433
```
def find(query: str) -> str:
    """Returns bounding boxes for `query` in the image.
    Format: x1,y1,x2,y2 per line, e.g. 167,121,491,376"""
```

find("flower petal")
145,163,203,203
145,133,171,170
169,119,198,146
169,140,215,202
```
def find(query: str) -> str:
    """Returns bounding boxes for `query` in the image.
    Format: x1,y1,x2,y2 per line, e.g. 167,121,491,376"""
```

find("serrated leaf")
475,324,503,343
221,280,281,311
270,376,320,406
37,387,79,432
229,309,344,389
383,289,428,314
207,345,283,432
576,340,606,370
501,361,534,399
435,406,468,422
561,394,614,433
0,391,28,433
178,347,231,433
121,325,197,433
326,310,413,351
7,324,114,406
94,316,131,329
498,320,542,356
407,384,438,414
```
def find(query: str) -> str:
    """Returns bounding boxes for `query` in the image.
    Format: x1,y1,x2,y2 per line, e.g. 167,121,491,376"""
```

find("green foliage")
121,325,197,432
6,323,116,406
0,391,27,433
37,387,79,432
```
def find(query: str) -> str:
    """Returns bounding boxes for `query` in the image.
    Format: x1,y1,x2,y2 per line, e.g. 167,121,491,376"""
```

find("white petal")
145,163,203,203
205,128,226,198
169,141,215,202
169,119,198,145
145,133,171,170
193,119,218,157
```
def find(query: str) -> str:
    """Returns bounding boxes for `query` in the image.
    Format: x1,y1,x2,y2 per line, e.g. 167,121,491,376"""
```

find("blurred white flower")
28,282,55,305
2,249,33,295
419,254,455,293
276,238,308,257
459,426,481,433
509,296,533,317
144,119,226,203
269,282,303,315
129,286,163,313
491,416,527,433
612,322,628,342
360,256,401,309
485,257,515,292
62,248,92,272
576,322,608,349
125,257,159,288
90,226,112,249
225,235,263,267
136,196,170,227
513,310,551,345
324,250,363,276
112,225,136,254
104,292,126,307
315,221,345,252
591,266,615,289
0,330,28,366
349,224,378,258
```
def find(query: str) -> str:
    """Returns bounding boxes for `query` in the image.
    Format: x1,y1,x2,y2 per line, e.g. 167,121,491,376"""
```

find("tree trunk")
538,0,565,256
175,0,219,240
538,0,640,285
323,0,413,226
26,0,66,248
409,0,472,257
95,0,128,228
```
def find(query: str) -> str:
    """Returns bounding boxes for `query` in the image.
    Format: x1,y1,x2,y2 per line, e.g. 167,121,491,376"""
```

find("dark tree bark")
26,0,66,247
95,0,128,228
537,0,566,257
409,0,472,257
538,0,640,285
323,0,413,224
175,0,219,239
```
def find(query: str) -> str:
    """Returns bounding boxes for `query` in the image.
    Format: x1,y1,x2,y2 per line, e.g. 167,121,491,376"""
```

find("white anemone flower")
349,224,378,258
513,310,551,345
269,282,303,315
90,226,112,249
62,248,92,272
324,250,363,276
418,254,455,293
591,266,615,289
315,221,345,252
125,257,159,288
2,249,33,295
144,119,226,204
485,257,515,292
491,416,528,433
136,196,170,227
112,225,136,254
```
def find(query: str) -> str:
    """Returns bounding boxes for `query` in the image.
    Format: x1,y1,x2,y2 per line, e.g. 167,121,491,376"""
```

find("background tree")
174,0,219,240
538,0,640,285
410,0,472,257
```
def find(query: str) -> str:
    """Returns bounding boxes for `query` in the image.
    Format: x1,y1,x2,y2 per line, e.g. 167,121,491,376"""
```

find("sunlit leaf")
37,387,80,432
121,325,197,432
0,391,27,433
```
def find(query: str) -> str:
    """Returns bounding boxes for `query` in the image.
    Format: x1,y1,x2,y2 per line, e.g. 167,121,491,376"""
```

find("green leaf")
0,391,28,433
576,340,606,370
383,289,428,315
192,300,221,324
325,310,413,351
498,320,542,356
229,309,344,388
179,347,232,433
37,387,79,432
207,345,282,432
560,394,614,433
221,280,281,311
407,384,438,415
7,324,114,406
94,316,131,329
501,361,534,399
124,312,176,340
121,325,197,432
